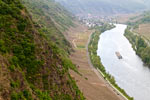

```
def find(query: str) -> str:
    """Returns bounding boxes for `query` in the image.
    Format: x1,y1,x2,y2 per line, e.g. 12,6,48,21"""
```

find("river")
97,24,150,100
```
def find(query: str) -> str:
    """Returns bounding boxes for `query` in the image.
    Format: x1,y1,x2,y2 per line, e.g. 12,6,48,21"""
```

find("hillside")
0,0,84,100
127,11,150,28
125,11,150,67
21,0,76,52
127,11,150,37
55,0,146,16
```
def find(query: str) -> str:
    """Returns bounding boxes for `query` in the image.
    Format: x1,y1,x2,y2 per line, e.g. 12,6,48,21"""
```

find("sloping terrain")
128,11,150,38
21,0,76,52
125,11,150,68
0,0,84,100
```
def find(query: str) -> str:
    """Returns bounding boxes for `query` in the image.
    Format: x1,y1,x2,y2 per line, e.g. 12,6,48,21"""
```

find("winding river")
97,24,150,100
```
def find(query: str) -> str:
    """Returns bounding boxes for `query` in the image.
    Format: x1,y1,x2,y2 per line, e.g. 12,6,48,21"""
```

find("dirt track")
66,23,125,100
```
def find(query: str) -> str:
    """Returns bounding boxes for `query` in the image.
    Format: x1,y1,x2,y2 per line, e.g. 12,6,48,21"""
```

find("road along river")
97,24,150,100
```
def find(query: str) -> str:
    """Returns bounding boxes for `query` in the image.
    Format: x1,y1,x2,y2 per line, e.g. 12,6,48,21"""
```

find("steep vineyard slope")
0,0,84,100
21,0,76,53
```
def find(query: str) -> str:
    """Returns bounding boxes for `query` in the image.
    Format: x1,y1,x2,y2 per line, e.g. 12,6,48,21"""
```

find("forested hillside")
21,0,75,52
0,0,84,100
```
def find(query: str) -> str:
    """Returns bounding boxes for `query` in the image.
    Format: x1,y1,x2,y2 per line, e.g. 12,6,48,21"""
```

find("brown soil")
66,23,125,100
134,24,150,39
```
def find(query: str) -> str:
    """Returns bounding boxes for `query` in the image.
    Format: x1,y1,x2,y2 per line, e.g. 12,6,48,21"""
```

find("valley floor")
66,24,125,100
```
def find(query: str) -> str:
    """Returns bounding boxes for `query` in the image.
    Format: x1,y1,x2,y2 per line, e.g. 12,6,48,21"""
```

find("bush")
35,89,52,100
17,22,27,31
11,56,19,66
11,90,33,100
10,80,20,88
0,40,7,53
11,92,20,100
9,65,16,71
23,90,33,100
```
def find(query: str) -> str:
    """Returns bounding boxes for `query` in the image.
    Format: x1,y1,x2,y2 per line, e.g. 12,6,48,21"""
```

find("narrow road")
72,39,77,48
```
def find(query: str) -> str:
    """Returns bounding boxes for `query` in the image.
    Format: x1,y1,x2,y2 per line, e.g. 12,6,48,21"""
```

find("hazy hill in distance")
55,0,149,16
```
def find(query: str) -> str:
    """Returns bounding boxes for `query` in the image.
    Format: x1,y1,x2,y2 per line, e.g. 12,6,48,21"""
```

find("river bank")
88,24,133,100
66,23,124,100
125,27,150,67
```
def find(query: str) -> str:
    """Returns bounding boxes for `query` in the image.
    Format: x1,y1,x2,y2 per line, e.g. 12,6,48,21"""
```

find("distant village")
77,13,117,28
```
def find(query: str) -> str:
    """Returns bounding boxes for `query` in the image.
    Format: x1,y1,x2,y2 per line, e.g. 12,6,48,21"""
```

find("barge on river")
115,52,122,59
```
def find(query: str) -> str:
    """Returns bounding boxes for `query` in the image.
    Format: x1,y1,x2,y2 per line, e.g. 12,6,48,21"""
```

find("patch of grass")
8,65,16,72
77,45,85,49
11,90,33,100
10,80,20,88
35,89,52,100
85,77,88,80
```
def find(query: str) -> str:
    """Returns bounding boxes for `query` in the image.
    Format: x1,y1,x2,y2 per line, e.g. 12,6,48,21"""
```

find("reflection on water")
97,24,150,100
